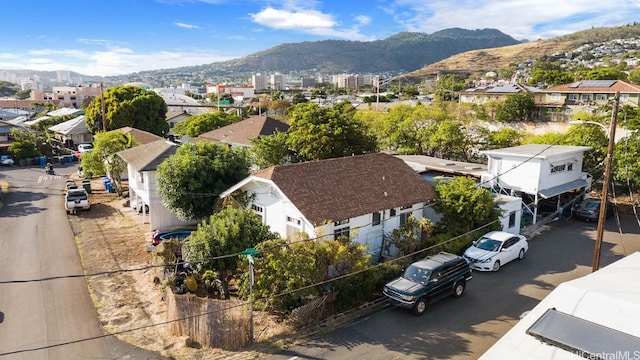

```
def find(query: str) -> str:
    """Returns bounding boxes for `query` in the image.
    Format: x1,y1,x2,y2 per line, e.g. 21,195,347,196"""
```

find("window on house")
620,94,629,102
567,94,578,101
372,212,381,226
390,208,396,217
287,216,301,225
551,93,561,100
509,211,516,228
567,163,573,171
400,205,412,210
251,204,263,214
138,172,144,183
596,94,607,101
334,226,350,240
550,164,566,173
580,94,593,102
400,212,410,226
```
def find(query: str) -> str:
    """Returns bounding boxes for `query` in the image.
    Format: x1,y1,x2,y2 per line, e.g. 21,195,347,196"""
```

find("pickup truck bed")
65,188,90,214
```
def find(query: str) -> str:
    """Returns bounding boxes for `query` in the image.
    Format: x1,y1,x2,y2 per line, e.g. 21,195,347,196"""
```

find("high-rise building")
251,74,269,90
270,74,285,90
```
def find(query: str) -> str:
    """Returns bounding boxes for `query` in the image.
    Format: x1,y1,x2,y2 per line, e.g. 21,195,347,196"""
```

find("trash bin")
67,155,73,163
82,179,92,194
106,182,115,193
102,177,110,190
39,157,46,166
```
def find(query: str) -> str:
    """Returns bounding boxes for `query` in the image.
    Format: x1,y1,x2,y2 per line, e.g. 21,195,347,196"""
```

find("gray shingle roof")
253,152,437,225
117,140,178,171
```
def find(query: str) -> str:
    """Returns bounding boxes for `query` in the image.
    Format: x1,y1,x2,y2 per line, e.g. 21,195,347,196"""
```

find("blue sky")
0,0,638,77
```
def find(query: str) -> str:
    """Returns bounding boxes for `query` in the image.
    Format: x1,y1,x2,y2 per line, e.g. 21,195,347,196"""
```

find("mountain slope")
187,28,521,75
404,23,640,80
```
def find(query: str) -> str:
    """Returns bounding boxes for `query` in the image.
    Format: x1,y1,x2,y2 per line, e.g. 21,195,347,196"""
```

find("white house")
480,144,593,224
480,252,640,359
220,153,438,259
117,140,195,231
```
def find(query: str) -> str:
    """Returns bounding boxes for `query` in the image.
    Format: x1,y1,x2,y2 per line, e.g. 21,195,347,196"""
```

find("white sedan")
463,231,528,272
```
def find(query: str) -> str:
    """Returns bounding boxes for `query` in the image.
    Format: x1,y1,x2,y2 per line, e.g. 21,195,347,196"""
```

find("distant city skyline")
0,0,637,77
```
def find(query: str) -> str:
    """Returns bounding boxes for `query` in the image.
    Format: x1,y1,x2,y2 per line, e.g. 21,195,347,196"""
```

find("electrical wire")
0,123,625,355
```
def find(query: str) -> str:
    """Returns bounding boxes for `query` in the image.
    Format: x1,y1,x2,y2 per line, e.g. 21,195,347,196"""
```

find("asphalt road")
0,165,165,359
266,214,640,360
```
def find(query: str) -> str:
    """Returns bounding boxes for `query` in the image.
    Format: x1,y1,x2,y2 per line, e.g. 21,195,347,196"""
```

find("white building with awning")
480,144,593,224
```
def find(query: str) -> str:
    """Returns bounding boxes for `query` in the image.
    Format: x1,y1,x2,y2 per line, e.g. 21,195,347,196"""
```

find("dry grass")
68,178,293,359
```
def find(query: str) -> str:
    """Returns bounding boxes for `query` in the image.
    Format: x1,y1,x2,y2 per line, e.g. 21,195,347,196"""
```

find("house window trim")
372,211,381,226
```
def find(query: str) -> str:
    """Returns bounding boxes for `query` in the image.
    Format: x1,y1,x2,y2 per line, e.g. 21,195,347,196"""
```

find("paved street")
0,165,164,359
266,214,640,360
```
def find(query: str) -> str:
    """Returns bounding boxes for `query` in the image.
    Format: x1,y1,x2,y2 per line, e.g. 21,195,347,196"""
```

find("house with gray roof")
48,115,93,149
220,152,438,259
117,140,192,231
194,115,289,147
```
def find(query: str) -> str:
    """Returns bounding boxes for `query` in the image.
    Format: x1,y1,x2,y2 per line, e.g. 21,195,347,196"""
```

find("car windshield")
580,201,599,210
403,264,431,284
475,238,502,252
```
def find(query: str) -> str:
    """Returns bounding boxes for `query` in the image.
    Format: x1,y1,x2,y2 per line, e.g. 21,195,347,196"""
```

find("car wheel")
492,260,501,272
518,248,525,260
453,281,465,298
413,298,428,316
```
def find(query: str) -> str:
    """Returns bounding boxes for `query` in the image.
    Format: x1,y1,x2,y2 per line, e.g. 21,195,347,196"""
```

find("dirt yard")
67,178,279,360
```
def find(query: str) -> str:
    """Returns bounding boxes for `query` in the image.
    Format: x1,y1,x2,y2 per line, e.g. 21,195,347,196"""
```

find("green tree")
157,141,251,220
428,120,468,160
495,92,536,122
528,69,575,87
292,93,308,104
14,89,31,100
577,67,628,81
84,85,169,135
484,128,525,149
433,176,502,236
172,112,238,138
246,236,371,314
7,128,41,159
628,68,640,84
613,132,640,187
84,131,138,194
185,206,280,299
250,129,290,169
286,102,378,161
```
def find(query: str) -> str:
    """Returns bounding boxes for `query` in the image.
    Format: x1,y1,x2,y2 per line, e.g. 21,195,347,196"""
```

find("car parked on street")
65,188,90,214
1,155,14,166
574,198,615,222
463,231,528,272
383,252,473,316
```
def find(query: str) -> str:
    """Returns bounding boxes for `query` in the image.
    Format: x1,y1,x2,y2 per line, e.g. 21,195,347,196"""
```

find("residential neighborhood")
1,20,640,360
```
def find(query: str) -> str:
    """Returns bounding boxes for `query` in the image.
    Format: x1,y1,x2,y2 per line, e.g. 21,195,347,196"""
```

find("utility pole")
100,82,106,132
592,92,619,272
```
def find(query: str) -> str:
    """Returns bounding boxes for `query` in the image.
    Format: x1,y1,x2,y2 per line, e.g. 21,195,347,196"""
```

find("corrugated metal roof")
48,115,88,135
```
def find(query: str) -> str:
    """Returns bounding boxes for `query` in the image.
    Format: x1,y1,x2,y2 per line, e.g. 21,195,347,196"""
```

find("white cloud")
174,22,201,29
0,47,240,76
250,6,376,41
388,0,640,40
